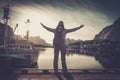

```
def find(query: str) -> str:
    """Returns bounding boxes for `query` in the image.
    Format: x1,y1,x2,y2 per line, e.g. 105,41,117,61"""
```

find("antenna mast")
25,19,31,42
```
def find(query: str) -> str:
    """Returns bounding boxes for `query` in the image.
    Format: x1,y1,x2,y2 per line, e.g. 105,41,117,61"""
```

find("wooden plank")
15,69,120,80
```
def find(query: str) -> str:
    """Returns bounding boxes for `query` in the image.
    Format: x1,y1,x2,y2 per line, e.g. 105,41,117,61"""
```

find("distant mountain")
94,17,120,41
66,38,81,45
13,35,51,46
29,36,51,46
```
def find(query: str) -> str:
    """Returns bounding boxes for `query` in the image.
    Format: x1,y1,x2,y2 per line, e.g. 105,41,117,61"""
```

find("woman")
41,21,84,74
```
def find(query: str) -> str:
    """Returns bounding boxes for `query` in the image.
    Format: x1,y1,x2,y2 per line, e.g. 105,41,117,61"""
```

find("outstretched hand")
40,22,44,27
80,24,84,28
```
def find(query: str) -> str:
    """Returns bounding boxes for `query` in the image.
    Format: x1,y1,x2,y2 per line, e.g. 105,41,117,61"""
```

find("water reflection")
95,50,120,69
67,49,120,69
38,48,103,69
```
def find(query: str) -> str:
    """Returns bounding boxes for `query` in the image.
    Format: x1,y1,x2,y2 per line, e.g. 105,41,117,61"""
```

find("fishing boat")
0,5,39,68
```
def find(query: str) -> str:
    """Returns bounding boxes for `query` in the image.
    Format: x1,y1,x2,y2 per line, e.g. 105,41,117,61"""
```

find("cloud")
0,0,113,43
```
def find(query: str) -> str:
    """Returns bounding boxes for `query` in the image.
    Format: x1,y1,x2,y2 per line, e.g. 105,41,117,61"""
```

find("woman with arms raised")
41,21,84,75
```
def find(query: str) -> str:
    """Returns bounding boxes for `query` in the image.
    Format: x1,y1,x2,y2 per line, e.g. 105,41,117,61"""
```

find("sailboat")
0,5,39,68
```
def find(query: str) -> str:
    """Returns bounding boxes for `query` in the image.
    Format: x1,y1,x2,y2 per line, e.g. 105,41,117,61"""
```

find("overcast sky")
0,0,120,43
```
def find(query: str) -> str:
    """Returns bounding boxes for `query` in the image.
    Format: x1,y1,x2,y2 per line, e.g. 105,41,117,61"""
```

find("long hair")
54,21,65,46
56,21,65,32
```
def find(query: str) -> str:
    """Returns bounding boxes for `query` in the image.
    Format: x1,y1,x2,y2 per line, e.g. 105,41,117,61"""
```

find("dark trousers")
54,46,68,73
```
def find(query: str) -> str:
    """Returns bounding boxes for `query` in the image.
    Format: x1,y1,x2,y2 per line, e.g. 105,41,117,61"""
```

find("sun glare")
13,8,54,43
11,4,110,44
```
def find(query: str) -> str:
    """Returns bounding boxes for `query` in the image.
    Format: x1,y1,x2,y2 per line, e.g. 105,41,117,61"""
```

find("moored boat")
0,5,39,68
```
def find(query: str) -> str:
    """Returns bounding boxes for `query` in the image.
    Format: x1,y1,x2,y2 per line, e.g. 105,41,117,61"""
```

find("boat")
0,5,39,68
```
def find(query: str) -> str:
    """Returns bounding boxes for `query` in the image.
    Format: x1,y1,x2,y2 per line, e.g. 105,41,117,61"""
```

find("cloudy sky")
0,0,120,44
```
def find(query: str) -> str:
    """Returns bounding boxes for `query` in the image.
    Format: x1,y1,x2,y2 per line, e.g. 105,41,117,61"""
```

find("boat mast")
25,19,31,43
3,4,10,52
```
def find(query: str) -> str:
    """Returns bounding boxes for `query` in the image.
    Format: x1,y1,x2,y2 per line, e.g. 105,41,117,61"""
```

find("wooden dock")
1,68,120,80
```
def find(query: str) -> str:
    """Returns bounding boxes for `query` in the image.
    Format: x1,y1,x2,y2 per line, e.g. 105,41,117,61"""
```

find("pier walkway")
14,68,120,80
1,68,120,80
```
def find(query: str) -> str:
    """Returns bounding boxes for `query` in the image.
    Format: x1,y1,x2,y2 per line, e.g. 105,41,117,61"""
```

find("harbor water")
38,48,103,69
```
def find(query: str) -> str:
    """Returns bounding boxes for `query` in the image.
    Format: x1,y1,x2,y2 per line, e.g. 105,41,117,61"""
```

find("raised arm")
66,24,84,33
40,22,55,32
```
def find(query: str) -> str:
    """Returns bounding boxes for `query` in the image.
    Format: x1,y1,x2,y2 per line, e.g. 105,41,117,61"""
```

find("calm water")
37,48,103,69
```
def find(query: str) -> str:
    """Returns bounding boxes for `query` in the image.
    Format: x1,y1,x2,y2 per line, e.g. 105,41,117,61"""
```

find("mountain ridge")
13,35,51,46
94,17,120,41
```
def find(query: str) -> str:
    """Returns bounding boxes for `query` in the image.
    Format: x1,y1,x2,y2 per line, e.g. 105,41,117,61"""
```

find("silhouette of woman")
41,21,84,74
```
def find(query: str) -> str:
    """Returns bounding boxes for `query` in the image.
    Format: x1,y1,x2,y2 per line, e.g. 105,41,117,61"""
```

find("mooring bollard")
42,70,49,74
